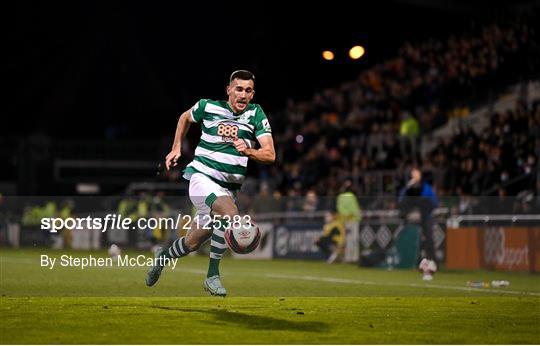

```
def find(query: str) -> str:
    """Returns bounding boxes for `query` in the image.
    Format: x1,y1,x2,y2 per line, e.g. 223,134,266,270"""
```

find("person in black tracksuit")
398,168,439,280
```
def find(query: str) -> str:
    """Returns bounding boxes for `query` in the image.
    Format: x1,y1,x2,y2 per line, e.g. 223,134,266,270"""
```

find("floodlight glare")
349,45,365,60
322,50,335,61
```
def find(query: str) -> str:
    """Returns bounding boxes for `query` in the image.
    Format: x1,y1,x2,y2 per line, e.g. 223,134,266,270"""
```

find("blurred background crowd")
4,2,540,205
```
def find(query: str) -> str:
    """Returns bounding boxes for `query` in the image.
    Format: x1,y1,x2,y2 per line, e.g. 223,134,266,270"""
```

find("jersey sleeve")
190,99,208,123
254,105,272,139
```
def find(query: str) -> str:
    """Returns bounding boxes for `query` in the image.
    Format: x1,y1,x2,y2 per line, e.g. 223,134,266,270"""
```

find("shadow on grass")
151,306,328,332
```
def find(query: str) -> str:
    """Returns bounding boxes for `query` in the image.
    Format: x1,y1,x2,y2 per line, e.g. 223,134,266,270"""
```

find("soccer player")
145,70,275,296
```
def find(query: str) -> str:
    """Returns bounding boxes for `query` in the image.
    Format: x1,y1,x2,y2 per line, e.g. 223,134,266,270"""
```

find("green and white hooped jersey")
183,99,272,191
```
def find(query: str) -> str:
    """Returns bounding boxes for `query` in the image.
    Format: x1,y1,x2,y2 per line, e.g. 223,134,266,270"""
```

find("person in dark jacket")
399,168,439,280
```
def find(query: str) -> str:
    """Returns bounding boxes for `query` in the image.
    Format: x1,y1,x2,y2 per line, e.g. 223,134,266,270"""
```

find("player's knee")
212,197,239,218
220,201,239,218
220,208,239,219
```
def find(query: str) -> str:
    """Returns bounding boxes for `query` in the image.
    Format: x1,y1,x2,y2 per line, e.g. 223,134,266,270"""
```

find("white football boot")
203,275,227,297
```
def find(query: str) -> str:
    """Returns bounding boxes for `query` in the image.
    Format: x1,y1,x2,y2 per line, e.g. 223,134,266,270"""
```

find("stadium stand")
258,21,539,199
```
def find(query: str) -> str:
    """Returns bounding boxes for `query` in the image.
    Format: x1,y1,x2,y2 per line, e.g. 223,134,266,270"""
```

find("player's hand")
165,148,181,170
234,138,248,155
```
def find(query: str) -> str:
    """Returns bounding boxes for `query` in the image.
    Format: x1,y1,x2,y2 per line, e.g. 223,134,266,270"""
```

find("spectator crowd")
257,21,538,199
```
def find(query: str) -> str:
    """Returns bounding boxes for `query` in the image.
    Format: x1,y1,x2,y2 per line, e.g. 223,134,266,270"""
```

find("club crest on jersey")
237,111,255,124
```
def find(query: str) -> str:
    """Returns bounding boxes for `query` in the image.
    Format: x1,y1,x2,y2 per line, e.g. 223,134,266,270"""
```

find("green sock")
207,258,221,277
207,223,227,277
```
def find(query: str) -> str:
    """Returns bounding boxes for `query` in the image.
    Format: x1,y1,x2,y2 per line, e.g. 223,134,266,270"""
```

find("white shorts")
189,173,235,218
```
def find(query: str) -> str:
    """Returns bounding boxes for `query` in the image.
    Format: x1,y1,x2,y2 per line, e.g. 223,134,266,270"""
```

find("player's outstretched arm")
233,135,275,164
165,110,196,170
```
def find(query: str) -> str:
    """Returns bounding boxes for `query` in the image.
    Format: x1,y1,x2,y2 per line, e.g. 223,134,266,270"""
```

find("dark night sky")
7,1,530,140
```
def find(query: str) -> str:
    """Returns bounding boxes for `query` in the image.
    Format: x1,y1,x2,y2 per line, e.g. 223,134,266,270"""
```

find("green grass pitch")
1,249,539,344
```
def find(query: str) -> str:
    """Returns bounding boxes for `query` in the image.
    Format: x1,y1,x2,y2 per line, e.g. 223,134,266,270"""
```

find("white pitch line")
178,270,539,296
266,273,377,285
2,256,539,296
265,273,540,296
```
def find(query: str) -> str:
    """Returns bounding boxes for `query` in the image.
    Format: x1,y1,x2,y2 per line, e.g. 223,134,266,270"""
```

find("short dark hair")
229,70,255,84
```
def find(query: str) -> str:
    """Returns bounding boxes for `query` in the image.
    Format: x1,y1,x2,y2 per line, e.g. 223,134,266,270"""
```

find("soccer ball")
224,219,261,254
108,244,122,259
